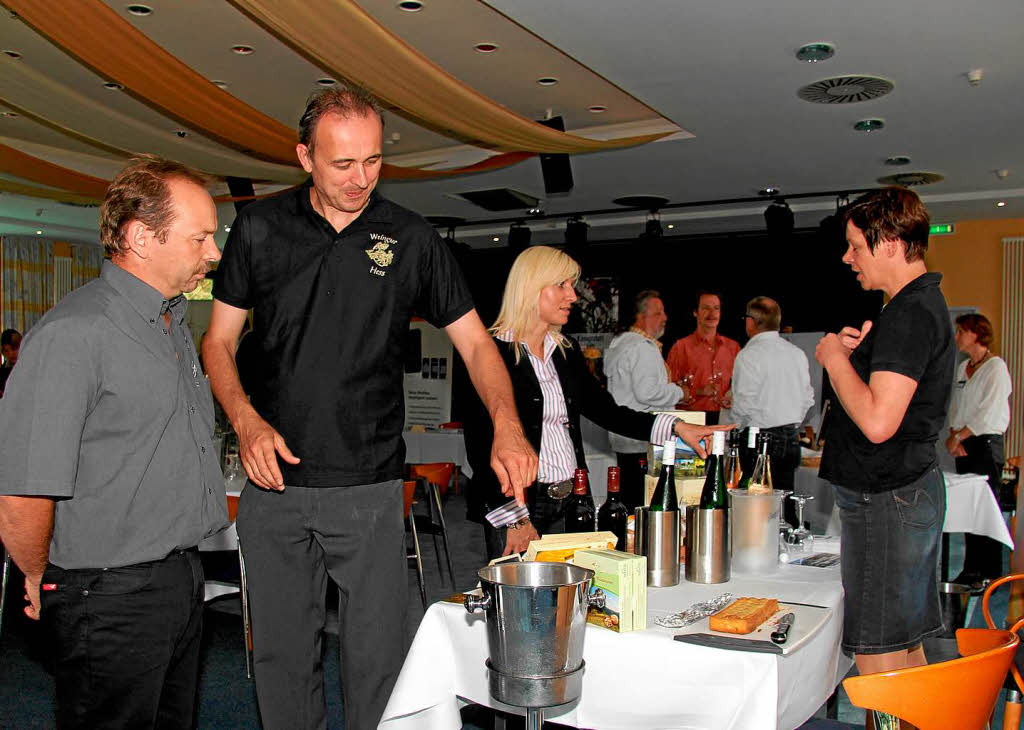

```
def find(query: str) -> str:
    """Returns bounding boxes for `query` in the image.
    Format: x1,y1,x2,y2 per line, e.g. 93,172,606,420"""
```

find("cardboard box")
524,531,619,563
574,548,647,632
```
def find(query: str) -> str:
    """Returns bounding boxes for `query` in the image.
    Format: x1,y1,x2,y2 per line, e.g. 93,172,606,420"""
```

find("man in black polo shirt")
203,85,536,730
815,186,954,678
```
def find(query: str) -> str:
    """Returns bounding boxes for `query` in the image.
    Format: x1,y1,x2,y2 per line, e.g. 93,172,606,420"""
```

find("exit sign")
929,223,955,235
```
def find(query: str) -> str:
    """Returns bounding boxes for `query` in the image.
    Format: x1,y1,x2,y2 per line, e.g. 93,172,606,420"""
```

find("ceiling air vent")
876,172,945,186
798,75,894,104
450,188,539,212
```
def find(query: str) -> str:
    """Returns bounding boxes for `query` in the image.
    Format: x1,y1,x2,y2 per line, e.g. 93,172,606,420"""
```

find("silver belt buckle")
546,480,572,500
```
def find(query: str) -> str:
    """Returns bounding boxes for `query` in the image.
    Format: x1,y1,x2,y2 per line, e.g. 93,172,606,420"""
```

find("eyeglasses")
742,314,755,320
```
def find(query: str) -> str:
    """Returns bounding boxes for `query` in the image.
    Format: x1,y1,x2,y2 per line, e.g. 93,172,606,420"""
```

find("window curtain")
1,236,54,334
70,243,104,290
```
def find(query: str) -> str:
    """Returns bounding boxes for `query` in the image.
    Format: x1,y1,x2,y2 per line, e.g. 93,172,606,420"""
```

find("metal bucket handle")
465,586,605,613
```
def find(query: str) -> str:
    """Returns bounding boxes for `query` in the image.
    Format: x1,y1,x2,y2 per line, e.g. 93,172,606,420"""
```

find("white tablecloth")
403,430,471,477
795,469,1013,548
381,565,850,730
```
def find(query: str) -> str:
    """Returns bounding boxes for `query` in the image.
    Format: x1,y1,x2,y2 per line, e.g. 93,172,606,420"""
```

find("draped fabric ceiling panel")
0,0,668,203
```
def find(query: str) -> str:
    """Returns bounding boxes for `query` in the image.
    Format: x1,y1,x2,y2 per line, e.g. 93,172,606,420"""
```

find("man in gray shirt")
0,156,227,728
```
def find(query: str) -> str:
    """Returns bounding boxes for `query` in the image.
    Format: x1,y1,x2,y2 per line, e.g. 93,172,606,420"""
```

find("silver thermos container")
684,505,730,583
633,506,680,587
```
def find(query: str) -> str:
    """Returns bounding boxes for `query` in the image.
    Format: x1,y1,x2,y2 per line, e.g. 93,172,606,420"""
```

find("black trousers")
738,426,801,526
40,549,205,730
237,480,407,730
956,434,1006,579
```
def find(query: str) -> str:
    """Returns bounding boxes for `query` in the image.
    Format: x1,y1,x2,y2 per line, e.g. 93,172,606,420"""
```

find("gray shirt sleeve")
0,317,95,497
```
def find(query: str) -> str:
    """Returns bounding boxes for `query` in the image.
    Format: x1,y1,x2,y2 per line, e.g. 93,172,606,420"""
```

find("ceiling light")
758,187,780,197
2,50,22,59
853,118,885,132
35,230,42,235
175,129,189,138
103,81,124,90
210,80,229,89
995,169,1010,180
317,77,336,87
640,211,663,239
588,105,607,113
224,226,232,232
0,111,19,118
231,45,255,55
667,224,674,229
473,42,499,53
884,155,911,166
126,4,153,16
492,236,500,242
795,43,835,62
527,207,544,216
397,0,423,10
997,201,1006,207
536,77,559,86
876,171,945,186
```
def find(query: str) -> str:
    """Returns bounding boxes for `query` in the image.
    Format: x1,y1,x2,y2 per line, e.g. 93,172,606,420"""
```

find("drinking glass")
785,494,814,553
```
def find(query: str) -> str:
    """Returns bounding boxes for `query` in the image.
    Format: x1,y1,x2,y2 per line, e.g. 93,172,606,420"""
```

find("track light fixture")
640,210,663,238
508,221,531,251
764,198,794,236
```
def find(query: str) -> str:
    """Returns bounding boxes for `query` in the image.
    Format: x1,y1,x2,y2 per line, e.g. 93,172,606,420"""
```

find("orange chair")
843,628,1019,730
409,462,455,499
404,480,428,609
981,574,1024,729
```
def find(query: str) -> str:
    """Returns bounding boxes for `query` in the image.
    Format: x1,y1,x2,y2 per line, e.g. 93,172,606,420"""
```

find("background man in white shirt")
728,296,813,525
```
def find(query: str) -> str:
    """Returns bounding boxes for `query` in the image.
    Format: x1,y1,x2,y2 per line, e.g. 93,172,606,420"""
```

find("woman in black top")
464,246,722,558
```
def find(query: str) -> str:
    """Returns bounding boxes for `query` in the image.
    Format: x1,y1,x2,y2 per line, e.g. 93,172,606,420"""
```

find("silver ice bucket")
465,562,602,708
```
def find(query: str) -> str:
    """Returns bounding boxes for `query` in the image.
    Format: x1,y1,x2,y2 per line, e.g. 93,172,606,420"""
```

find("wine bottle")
565,468,596,532
649,439,678,512
698,431,728,509
597,466,629,550
723,430,742,489
747,431,774,494
738,426,760,489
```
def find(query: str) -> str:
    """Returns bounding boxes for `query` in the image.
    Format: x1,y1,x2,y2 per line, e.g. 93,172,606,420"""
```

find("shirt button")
201,446,206,453
190,405,196,414
82,589,89,596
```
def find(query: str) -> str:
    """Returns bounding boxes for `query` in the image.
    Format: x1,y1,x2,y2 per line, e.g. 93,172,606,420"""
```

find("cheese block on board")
709,597,779,634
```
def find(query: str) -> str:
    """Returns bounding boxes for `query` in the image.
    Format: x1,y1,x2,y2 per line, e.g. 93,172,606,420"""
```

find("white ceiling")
0,0,1021,248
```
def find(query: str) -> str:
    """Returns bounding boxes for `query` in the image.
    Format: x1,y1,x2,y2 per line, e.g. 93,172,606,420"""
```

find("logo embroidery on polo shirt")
366,234,397,280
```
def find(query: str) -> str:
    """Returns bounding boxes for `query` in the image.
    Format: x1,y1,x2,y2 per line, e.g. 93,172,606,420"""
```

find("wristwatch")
506,517,531,530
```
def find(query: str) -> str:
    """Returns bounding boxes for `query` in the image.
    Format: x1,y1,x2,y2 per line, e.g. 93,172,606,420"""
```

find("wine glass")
785,494,814,552
708,369,723,405
679,373,695,405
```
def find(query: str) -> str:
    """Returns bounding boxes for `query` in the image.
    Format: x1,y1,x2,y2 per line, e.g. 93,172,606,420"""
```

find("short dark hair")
745,296,781,332
634,290,662,318
99,155,209,258
0,329,20,348
955,313,994,348
694,290,722,310
844,186,930,262
298,84,383,151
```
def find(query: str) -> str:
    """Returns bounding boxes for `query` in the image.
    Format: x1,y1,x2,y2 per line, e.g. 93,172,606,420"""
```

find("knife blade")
771,612,795,644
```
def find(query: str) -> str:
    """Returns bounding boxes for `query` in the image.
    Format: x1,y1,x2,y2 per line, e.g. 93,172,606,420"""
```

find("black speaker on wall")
538,116,574,196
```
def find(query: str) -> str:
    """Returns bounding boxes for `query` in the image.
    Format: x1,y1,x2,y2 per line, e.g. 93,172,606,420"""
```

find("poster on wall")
403,319,453,428
570,276,619,334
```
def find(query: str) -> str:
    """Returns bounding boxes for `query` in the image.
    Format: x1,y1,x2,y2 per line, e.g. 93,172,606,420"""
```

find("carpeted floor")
0,486,1011,729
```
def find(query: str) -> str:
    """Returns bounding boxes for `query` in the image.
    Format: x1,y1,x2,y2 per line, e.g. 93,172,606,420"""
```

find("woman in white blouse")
946,312,1013,586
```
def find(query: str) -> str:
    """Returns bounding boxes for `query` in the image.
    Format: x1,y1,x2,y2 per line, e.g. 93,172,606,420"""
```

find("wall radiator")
1003,237,1024,460
53,255,73,306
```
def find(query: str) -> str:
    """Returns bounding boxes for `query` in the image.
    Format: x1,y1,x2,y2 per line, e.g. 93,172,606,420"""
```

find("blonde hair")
491,246,581,363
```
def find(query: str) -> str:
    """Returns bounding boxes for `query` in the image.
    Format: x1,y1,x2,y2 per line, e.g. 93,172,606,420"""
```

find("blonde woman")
464,246,724,558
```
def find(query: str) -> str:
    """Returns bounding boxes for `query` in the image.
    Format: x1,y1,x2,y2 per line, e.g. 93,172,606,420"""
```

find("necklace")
967,349,990,375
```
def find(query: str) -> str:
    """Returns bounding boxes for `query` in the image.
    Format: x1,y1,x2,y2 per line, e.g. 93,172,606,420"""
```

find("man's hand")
946,430,967,457
503,521,540,556
490,419,537,506
838,320,873,351
23,573,41,620
234,410,300,491
720,389,733,409
815,333,853,368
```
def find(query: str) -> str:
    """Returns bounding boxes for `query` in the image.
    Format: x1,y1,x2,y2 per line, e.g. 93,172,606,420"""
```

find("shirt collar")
630,325,663,353
748,330,779,344
102,261,187,325
298,178,392,231
497,330,560,362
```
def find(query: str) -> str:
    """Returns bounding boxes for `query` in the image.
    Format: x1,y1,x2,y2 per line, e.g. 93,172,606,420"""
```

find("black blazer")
464,336,656,522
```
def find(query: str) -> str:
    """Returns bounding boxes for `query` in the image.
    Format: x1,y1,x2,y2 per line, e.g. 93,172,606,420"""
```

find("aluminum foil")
654,592,734,629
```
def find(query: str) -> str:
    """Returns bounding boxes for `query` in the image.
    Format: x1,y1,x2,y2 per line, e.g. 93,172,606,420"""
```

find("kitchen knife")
771,612,795,644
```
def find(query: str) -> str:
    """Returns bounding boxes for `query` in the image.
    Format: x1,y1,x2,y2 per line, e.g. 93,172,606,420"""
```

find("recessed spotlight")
527,207,544,216
224,226,232,232
210,80,229,89
473,42,499,53
667,224,674,229
758,187,780,197
103,81,124,90
0,111,19,118
35,230,42,235
536,77,559,86
175,129,189,138
997,201,1006,207
2,50,22,59
795,42,835,62
126,4,153,16
397,0,423,10
317,77,336,87
884,155,911,166
854,118,885,132
492,236,500,242
588,105,607,113
231,44,255,56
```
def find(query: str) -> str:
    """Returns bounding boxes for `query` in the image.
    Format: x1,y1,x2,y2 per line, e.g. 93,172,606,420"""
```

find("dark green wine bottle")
649,439,678,512
698,431,728,509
